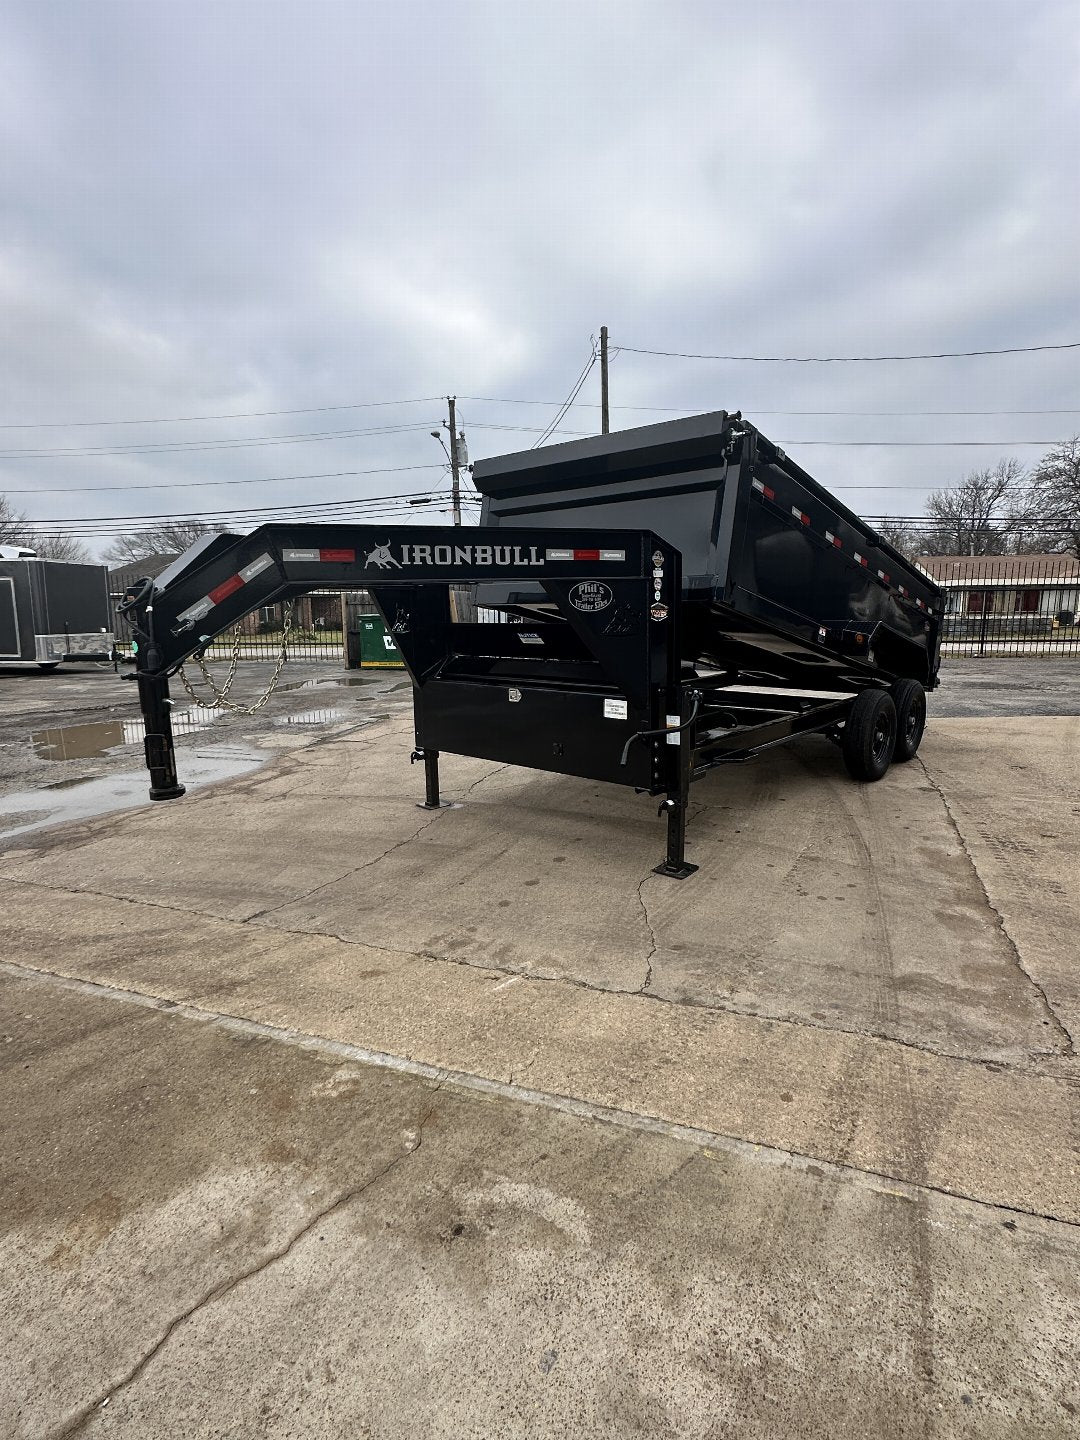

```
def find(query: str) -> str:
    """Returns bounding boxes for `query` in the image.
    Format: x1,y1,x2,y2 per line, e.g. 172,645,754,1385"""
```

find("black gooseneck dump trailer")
120,412,944,877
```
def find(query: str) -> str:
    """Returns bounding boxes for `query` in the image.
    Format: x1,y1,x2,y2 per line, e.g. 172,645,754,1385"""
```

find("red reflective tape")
319,548,356,563
573,549,600,561
209,573,245,604
832,536,842,547
762,484,775,500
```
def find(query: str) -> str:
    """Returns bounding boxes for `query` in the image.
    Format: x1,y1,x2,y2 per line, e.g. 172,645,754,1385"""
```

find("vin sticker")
603,698,628,720
569,581,613,612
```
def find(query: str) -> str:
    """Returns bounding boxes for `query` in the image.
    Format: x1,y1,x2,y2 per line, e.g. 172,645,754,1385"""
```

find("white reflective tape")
176,597,213,625
791,506,802,520
751,478,765,493
239,553,274,582
825,530,836,544
599,549,626,561
545,548,573,560
283,547,320,562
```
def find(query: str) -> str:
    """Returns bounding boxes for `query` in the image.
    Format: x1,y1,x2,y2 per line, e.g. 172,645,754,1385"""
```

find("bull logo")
364,540,402,569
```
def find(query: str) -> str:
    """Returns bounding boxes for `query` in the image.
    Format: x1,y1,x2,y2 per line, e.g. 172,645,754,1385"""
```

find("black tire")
37,662,60,672
842,690,897,782
889,678,926,762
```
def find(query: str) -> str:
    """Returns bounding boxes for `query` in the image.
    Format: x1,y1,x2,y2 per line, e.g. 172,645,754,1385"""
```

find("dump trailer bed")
120,412,944,877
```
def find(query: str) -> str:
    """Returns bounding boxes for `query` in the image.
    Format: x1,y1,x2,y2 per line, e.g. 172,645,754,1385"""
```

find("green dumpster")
357,615,404,668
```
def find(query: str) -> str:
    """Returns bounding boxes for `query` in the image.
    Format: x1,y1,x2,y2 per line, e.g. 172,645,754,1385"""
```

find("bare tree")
0,494,29,545
24,532,92,562
873,516,918,560
103,519,212,566
1028,435,1080,559
0,495,90,560
919,458,1032,556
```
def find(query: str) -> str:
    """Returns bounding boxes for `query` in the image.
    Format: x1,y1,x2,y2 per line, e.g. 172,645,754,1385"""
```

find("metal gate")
922,555,1080,657
197,592,349,662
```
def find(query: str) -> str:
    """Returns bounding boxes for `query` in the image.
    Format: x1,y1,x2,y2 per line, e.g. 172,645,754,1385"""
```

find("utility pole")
447,395,462,526
600,326,610,434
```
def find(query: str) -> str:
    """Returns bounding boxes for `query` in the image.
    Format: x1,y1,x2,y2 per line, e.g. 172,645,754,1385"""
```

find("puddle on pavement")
30,686,381,761
31,707,226,760
0,746,265,842
273,707,348,726
277,675,381,693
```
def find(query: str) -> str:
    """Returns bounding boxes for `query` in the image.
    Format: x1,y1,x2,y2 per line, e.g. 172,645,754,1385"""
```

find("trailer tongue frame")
119,413,944,879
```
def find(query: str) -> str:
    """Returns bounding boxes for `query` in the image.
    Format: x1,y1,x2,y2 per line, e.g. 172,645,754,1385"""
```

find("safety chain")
177,601,294,715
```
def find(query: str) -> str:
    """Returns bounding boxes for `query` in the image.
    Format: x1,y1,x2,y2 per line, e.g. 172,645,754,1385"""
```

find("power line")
616,340,1080,363
23,493,485,533
1,414,1067,463
531,349,599,449
3,388,1077,436
458,395,1080,417
0,463,445,496
471,422,1067,446
770,440,1065,448
23,506,484,541
0,397,444,430
0,421,438,461
20,488,484,530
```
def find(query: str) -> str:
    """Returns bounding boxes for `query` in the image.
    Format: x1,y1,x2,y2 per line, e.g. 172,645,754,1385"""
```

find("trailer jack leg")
411,748,457,810
653,796,698,880
136,672,186,802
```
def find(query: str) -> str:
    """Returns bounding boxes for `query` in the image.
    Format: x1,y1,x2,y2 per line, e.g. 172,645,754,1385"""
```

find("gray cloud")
1,0,1077,550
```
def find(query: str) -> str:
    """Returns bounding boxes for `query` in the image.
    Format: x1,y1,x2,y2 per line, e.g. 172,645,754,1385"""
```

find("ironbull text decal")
364,541,544,569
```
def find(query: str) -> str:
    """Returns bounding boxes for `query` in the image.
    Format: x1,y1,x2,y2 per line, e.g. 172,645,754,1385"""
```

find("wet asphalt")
0,656,1076,821
0,660,411,796
932,657,1080,718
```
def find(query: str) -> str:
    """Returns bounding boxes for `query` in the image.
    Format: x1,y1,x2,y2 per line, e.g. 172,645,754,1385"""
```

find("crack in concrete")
48,1083,443,1439
243,761,509,923
917,757,1075,1059
635,873,659,993
243,808,447,924
4,957,1076,1235
1,871,1072,1081
456,762,510,799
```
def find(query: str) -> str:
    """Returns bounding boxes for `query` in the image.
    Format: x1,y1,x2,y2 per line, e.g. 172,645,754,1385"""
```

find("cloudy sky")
1,0,1077,555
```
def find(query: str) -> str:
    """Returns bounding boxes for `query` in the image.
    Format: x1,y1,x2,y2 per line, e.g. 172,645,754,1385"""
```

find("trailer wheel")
842,690,896,782
889,678,926,762
37,662,60,672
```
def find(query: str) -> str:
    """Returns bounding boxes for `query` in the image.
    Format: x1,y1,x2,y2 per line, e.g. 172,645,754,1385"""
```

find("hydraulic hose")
619,690,701,767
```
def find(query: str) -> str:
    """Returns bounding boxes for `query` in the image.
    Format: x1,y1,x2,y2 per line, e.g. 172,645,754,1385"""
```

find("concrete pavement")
1,684,1078,1436
3,967,1078,1440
